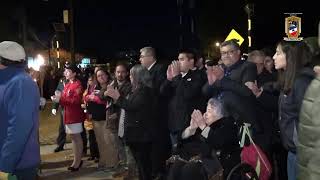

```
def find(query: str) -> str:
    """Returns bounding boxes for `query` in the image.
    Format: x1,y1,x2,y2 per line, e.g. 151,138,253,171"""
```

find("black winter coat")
116,86,155,143
278,67,315,153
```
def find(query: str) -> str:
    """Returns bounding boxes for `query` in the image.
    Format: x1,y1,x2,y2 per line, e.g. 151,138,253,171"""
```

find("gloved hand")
52,109,57,115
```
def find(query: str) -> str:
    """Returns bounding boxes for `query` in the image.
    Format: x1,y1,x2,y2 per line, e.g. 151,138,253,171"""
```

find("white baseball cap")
0,41,26,62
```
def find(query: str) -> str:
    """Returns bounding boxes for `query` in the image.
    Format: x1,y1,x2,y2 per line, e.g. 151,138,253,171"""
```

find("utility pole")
177,0,183,49
245,2,254,53
69,0,75,63
21,9,27,47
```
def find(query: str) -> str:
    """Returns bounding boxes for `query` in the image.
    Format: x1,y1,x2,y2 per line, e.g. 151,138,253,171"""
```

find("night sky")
1,0,319,61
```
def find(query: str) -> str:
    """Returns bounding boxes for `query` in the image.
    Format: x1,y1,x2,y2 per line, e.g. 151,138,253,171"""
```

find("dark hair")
0,56,26,66
178,49,196,60
96,68,111,79
64,63,80,74
95,68,111,88
115,62,129,72
277,40,312,93
261,47,275,57
205,59,216,66
87,74,96,81
220,39,240,50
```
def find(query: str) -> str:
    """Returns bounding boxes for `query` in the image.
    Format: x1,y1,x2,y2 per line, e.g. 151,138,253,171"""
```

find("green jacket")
298,75,320,180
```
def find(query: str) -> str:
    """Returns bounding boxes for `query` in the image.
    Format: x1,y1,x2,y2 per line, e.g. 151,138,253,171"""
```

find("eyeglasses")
140,55,151,58
220,49,237,57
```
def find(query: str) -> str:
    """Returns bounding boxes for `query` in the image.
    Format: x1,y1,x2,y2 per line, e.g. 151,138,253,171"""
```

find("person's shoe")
54,146,64,153
68,160,83,172
87,157,95,161
103,166,116,173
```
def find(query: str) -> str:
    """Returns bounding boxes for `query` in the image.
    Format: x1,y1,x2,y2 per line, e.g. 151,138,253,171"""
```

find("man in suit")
140,47,171,180
202,39,258,132
160,49,205,154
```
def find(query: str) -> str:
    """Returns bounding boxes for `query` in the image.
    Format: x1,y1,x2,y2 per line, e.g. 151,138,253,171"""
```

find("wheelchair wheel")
226,163,259,180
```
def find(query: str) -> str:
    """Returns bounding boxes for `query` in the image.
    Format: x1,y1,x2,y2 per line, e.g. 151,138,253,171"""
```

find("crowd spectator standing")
82,75,100,161
297,23,320,180
160,49,205,154
0,41,40,179
84,69,112,170
202,39,258,134
52,63,85,172
101,63,133,176
273,40,314,180
139,47,171,179
106,64,155,180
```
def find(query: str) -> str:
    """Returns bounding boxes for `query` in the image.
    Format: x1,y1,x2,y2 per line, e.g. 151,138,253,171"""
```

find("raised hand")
212,66,224,80
190,114,198,130
192,110,206,130
171,61,180,78
207,68,217,85
105,87,120,101
245,80,262,97
167,65,173,81
52,109,57,115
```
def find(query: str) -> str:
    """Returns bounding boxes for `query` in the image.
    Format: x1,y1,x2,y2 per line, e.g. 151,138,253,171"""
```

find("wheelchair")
226,162,259,180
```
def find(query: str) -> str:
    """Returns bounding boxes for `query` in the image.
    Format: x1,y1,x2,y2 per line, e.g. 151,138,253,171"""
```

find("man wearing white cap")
0,41,40,179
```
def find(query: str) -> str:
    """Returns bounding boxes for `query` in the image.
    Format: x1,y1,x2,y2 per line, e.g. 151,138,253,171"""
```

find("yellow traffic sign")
225,29,244,46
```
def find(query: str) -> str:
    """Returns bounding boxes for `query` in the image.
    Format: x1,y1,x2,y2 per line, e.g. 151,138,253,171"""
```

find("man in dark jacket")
160,49,205,152
202,39,258,129
52,77,67,152
140,47,171,179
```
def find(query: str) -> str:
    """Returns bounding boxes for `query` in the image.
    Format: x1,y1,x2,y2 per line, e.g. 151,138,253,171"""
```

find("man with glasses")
140,47,171,180
203,39,258,130
247,50,275,87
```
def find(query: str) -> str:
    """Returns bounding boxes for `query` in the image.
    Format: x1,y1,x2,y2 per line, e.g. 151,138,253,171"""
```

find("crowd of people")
1,23,320,180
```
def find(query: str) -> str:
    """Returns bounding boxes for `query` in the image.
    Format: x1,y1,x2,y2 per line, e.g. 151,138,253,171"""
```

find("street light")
215,42,220,47
31,54,45,71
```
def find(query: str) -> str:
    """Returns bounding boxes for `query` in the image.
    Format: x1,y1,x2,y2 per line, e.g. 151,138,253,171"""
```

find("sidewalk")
39,144,122,180
1,102,135,180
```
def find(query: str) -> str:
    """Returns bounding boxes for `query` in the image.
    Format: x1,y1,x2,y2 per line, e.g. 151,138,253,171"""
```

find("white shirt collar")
147,61,157,71
181,72,188,78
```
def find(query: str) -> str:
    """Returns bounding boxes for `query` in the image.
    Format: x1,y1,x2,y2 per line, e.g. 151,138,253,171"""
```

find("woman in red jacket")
52,63,85,171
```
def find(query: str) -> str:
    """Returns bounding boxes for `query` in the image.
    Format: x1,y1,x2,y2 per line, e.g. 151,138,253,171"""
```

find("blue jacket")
0,65,40,173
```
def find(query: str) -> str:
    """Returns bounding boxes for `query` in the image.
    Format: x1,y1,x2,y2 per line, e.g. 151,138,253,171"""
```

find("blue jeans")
287,151,296,180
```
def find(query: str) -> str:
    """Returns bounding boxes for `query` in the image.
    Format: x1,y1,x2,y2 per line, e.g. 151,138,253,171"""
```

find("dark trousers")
88,129,99,158
151,135,171,176
13,166,38,180
128,142,152,180
56,111,66,148
81,125,88,153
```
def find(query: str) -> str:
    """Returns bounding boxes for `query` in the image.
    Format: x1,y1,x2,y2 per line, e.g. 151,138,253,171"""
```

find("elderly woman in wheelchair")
166,98,241,180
